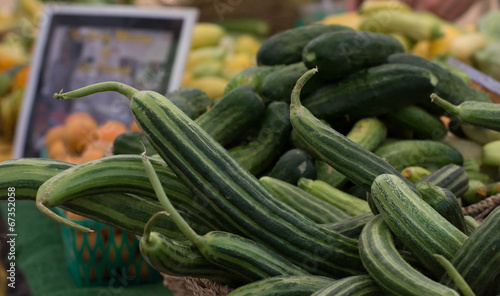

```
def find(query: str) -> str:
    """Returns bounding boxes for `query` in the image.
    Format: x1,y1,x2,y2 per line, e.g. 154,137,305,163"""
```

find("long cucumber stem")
140,152,203,247
433,254,475,296
36,201,93,233
430,93,460,116
54,81,138,101
290,68,318,109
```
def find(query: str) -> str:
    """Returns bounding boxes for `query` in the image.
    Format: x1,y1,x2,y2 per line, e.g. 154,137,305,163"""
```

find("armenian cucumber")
228,102,292,176
440,206,500,296
227,275,338,296
260,176,350,224
194,85,265,147
431,93,500,132
290,68,416,193
321,212,374,239
384,105,447,140
55,81,365,277
267,148,316,185
302,63,437,122
374,140,463,172
256,24,353,66
142,154,309,284
359,215,459,296
303,30,404,80
166,87,211,119
371,174,468,278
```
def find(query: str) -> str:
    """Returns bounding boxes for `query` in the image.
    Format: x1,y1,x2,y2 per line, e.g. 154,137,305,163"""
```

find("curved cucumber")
310,275,384,296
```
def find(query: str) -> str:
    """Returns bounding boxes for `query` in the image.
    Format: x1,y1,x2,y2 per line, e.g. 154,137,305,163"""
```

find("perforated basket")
56,208,161,287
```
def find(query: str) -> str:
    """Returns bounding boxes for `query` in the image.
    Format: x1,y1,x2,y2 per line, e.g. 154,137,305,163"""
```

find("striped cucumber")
227,275,338,296
289,68,416,193
260,176,350,224
416,164,469,198
141,154,309,284
0,158,194,238
55,81,365,277
416,182,469,235
431,93,500,132
139,212,242,286
228,101,292,176
298,178,371,216
374,140,463,172
310,275,384,296
35,155,223,232
371,174,468,278
359,215,459,296
440,206,500,296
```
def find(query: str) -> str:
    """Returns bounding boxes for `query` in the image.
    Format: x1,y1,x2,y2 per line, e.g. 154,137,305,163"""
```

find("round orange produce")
62,112,98,154
96,120,128,142
45,125,64,150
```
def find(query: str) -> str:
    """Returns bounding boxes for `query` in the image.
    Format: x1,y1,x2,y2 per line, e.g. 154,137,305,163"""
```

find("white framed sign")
14,3,198,158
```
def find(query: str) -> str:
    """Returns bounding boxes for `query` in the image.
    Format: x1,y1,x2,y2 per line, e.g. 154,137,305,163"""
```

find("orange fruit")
48,139,69,159
79,140,111,163
129,121,141,132
96,120,127,142
45,125,64,149
62,112,98,154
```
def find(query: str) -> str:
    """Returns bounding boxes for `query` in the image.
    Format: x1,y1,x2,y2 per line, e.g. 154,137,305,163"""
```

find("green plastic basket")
56,208,161,288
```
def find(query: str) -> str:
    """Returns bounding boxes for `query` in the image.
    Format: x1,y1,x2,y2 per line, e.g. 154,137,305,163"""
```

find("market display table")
0,201,172,296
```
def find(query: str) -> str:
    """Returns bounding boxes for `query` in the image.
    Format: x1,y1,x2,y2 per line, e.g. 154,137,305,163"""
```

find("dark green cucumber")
321,212,374,239
314,160,349,189
384,105,448,140
371,174,468,278
228,102,292,176
310,275,385,296
260,176,350,224
112,130,157,156
387,53,491,107
298,178,371,216
440,206,500,296
374,140,463,172
194,85,265,147
359,215,460,296
462,179,488,205
55,81,365,278
259,62,328,103
302,63,437,122
225,65,282,94
267,148,316,185
256,23,353,66
431,93,500,132
141,156,309,285
290,69,416,193
416,164,469,198
302,30,404,80
35,155,222,232
416,182,469,235
166,87,211,119
227,275,338,296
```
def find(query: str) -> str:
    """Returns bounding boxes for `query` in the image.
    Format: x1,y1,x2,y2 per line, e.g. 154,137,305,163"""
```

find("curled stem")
143,211,169,243
290,68,318,109
36,201,93,233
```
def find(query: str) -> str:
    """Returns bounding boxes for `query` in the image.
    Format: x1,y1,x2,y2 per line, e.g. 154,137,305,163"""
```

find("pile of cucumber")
2,23,500,295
